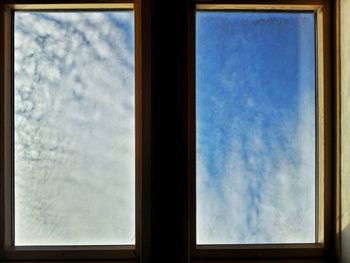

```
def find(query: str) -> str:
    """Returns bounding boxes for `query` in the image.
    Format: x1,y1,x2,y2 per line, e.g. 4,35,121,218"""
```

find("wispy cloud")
196,13,315,244
14,12,135,245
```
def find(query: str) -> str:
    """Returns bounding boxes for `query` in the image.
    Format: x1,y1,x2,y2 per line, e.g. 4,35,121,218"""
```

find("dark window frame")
187,0,337,261
0,0,340,262
0,0,152,262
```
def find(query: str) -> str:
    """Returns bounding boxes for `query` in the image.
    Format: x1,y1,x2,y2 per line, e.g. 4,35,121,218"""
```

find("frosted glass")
196,12,316,244
14,11,135,246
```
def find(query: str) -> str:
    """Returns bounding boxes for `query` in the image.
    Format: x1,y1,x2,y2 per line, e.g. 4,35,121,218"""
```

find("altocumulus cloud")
196,13,316,244
14,12,135,245
14,11,316,247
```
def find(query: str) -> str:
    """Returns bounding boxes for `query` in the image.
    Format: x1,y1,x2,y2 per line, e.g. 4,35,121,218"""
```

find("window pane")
14,11,135,246
196,12,316,244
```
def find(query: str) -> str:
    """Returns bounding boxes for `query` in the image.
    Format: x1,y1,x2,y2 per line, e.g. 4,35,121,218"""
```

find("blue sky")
14,11,135,245
196,12,316,244
14,10,316,246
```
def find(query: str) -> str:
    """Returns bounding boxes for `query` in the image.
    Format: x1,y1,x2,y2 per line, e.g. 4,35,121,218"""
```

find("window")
14,9,136,247
0,0,340,262
196,10,316,245
189,1,334,261
0,1,147,261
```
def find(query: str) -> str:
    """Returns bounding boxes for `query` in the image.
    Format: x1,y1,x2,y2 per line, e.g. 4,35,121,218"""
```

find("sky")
196,12,316,244
14,10,316,246
14,11,135,245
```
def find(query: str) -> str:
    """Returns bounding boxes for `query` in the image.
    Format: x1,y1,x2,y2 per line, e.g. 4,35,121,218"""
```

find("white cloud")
14,12,135,245
196,14,316,244
197,86,315,244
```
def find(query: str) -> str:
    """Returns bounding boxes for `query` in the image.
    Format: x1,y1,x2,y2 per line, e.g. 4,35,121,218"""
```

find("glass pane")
196,12,316,244
14,11,135,246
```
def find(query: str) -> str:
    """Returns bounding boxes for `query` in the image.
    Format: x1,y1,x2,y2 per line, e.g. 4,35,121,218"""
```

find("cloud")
196,13,316,244
197,85,315,244
14,11,135,245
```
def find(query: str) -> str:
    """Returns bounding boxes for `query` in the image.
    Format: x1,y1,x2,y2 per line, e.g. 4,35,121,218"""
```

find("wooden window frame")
188,0,335,261
0,0,340,262
0,0,152,262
